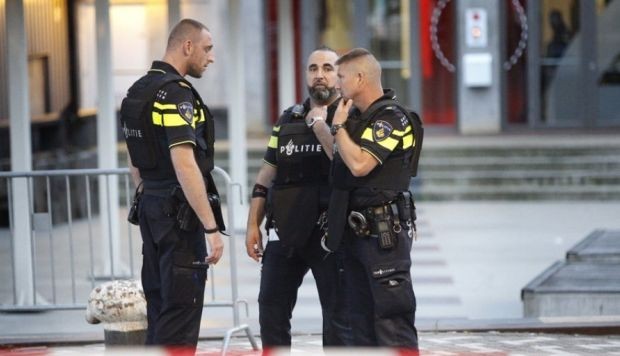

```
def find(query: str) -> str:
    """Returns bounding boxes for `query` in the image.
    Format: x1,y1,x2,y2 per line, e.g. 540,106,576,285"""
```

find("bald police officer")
327,48,423,349
120,19,224,349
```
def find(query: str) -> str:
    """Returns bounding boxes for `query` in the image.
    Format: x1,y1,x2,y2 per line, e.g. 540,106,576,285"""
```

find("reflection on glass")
368,0,409,105
596,0,620,122
540,0,582,123
319,0,354,53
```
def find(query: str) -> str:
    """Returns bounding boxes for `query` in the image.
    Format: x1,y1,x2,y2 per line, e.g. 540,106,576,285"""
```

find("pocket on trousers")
170,250,208,307
370,259,415,318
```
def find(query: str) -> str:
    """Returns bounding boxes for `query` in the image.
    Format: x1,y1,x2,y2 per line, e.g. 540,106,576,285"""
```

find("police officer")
120,19,224,349
327,48,422,348
245,47,351,348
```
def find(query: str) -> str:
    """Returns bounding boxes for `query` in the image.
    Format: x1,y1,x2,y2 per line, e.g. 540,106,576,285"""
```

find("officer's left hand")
333,98,353,126
205,232,224,265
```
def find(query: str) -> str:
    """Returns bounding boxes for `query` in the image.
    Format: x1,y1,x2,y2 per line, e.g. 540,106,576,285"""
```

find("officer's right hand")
245,226,263,262
206,232,224,265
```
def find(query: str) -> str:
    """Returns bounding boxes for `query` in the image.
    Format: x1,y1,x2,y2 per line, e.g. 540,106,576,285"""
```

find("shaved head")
167,18,210,51
336,48,382,85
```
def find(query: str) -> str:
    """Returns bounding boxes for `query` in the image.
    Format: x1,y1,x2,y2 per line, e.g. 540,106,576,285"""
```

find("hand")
245,226,264,262
333,99,353,126
307,106,327,122
205,232,224,264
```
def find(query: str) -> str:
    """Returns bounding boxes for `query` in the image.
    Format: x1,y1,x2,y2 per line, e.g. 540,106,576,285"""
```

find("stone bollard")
85,279,148,346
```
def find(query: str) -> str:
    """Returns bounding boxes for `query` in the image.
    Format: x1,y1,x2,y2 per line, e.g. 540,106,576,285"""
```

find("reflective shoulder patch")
178,81,191,88
178,102,194,123
372,120,393,142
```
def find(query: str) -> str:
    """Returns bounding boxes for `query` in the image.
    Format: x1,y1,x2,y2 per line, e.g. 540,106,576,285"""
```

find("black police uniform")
329,89,420,348
120,61,215,347
258,99,351,347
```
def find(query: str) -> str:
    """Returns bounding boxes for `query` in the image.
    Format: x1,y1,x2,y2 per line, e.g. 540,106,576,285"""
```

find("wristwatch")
305,116,324,128
330,123,346,136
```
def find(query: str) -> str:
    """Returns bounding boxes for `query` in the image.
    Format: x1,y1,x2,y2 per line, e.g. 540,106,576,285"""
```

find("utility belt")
347,191,417,249
138,184,226,234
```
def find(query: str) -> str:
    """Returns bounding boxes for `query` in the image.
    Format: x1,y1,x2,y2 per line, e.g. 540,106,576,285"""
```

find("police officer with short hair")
245,47,351,348
326,48,423,348
120,19,224,349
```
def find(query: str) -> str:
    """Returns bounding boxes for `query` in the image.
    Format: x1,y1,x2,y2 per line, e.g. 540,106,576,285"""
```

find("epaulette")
178,81,191,89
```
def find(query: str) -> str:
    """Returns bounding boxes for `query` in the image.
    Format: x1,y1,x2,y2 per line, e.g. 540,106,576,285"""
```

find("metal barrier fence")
0,167,257,351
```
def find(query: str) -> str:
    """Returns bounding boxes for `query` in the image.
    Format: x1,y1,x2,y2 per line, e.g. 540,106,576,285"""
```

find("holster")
205,173,227,233
169,178,227,234
127,183,143,225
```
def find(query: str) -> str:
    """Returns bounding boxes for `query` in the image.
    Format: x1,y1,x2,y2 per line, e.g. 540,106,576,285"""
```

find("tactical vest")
332,99,424,191
273,106,331,187
120,71,215,181
269,104,332,248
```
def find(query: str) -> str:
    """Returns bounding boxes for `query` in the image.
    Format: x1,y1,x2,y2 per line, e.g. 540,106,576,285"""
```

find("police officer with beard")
120,19,224,349
326,48,423,349
245,47,351,348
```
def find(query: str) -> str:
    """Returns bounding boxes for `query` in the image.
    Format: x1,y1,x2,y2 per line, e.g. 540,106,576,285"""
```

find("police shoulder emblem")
373,120,393,142
178,102,194,124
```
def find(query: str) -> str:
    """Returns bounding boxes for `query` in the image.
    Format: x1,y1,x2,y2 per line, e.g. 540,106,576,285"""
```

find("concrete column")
456,0,504,134
409,0,423,112
277,0,295,112
6,0,34,305
227,0,248,229
95,0,122,276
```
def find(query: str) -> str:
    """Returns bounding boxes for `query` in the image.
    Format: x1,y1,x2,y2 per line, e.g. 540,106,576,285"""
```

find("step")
522,260,620,317
567,230,620,263
523,229,620,317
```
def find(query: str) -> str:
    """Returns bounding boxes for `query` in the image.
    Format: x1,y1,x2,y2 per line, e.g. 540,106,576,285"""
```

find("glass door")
595,0,620,124
368,0,410,106
529,0,620,127
538,0,585,125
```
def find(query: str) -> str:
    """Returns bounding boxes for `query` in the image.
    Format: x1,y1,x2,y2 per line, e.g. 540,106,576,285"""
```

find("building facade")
1,0,619,148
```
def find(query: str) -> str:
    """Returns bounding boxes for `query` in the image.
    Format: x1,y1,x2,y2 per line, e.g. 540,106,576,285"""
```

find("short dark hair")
335,48,372,66
167,19,209,49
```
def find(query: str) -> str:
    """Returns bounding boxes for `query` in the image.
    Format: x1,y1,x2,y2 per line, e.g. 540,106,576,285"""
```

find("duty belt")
143,186,172,197
347,194,417,240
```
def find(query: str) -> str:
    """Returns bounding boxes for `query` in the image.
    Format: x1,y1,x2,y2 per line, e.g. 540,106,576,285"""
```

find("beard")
308,85,337,105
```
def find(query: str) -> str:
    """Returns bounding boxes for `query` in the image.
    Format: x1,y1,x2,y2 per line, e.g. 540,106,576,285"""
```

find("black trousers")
139,194,208,348
258,228,352,347
342,223,418,348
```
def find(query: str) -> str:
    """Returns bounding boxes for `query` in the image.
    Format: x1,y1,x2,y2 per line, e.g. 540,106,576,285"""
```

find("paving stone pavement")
3,332,620,355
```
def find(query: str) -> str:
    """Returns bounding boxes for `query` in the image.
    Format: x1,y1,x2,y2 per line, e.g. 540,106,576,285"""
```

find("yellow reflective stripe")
377,136,399,151
392,125,412,137
361,128,373,141
152,112,162,126
196,109,205,123
162,113,192,127
169,140,196,148
273,126,281,133
268,135,278,149
153,102,177,110
362,127,399,151
402,133,414,149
